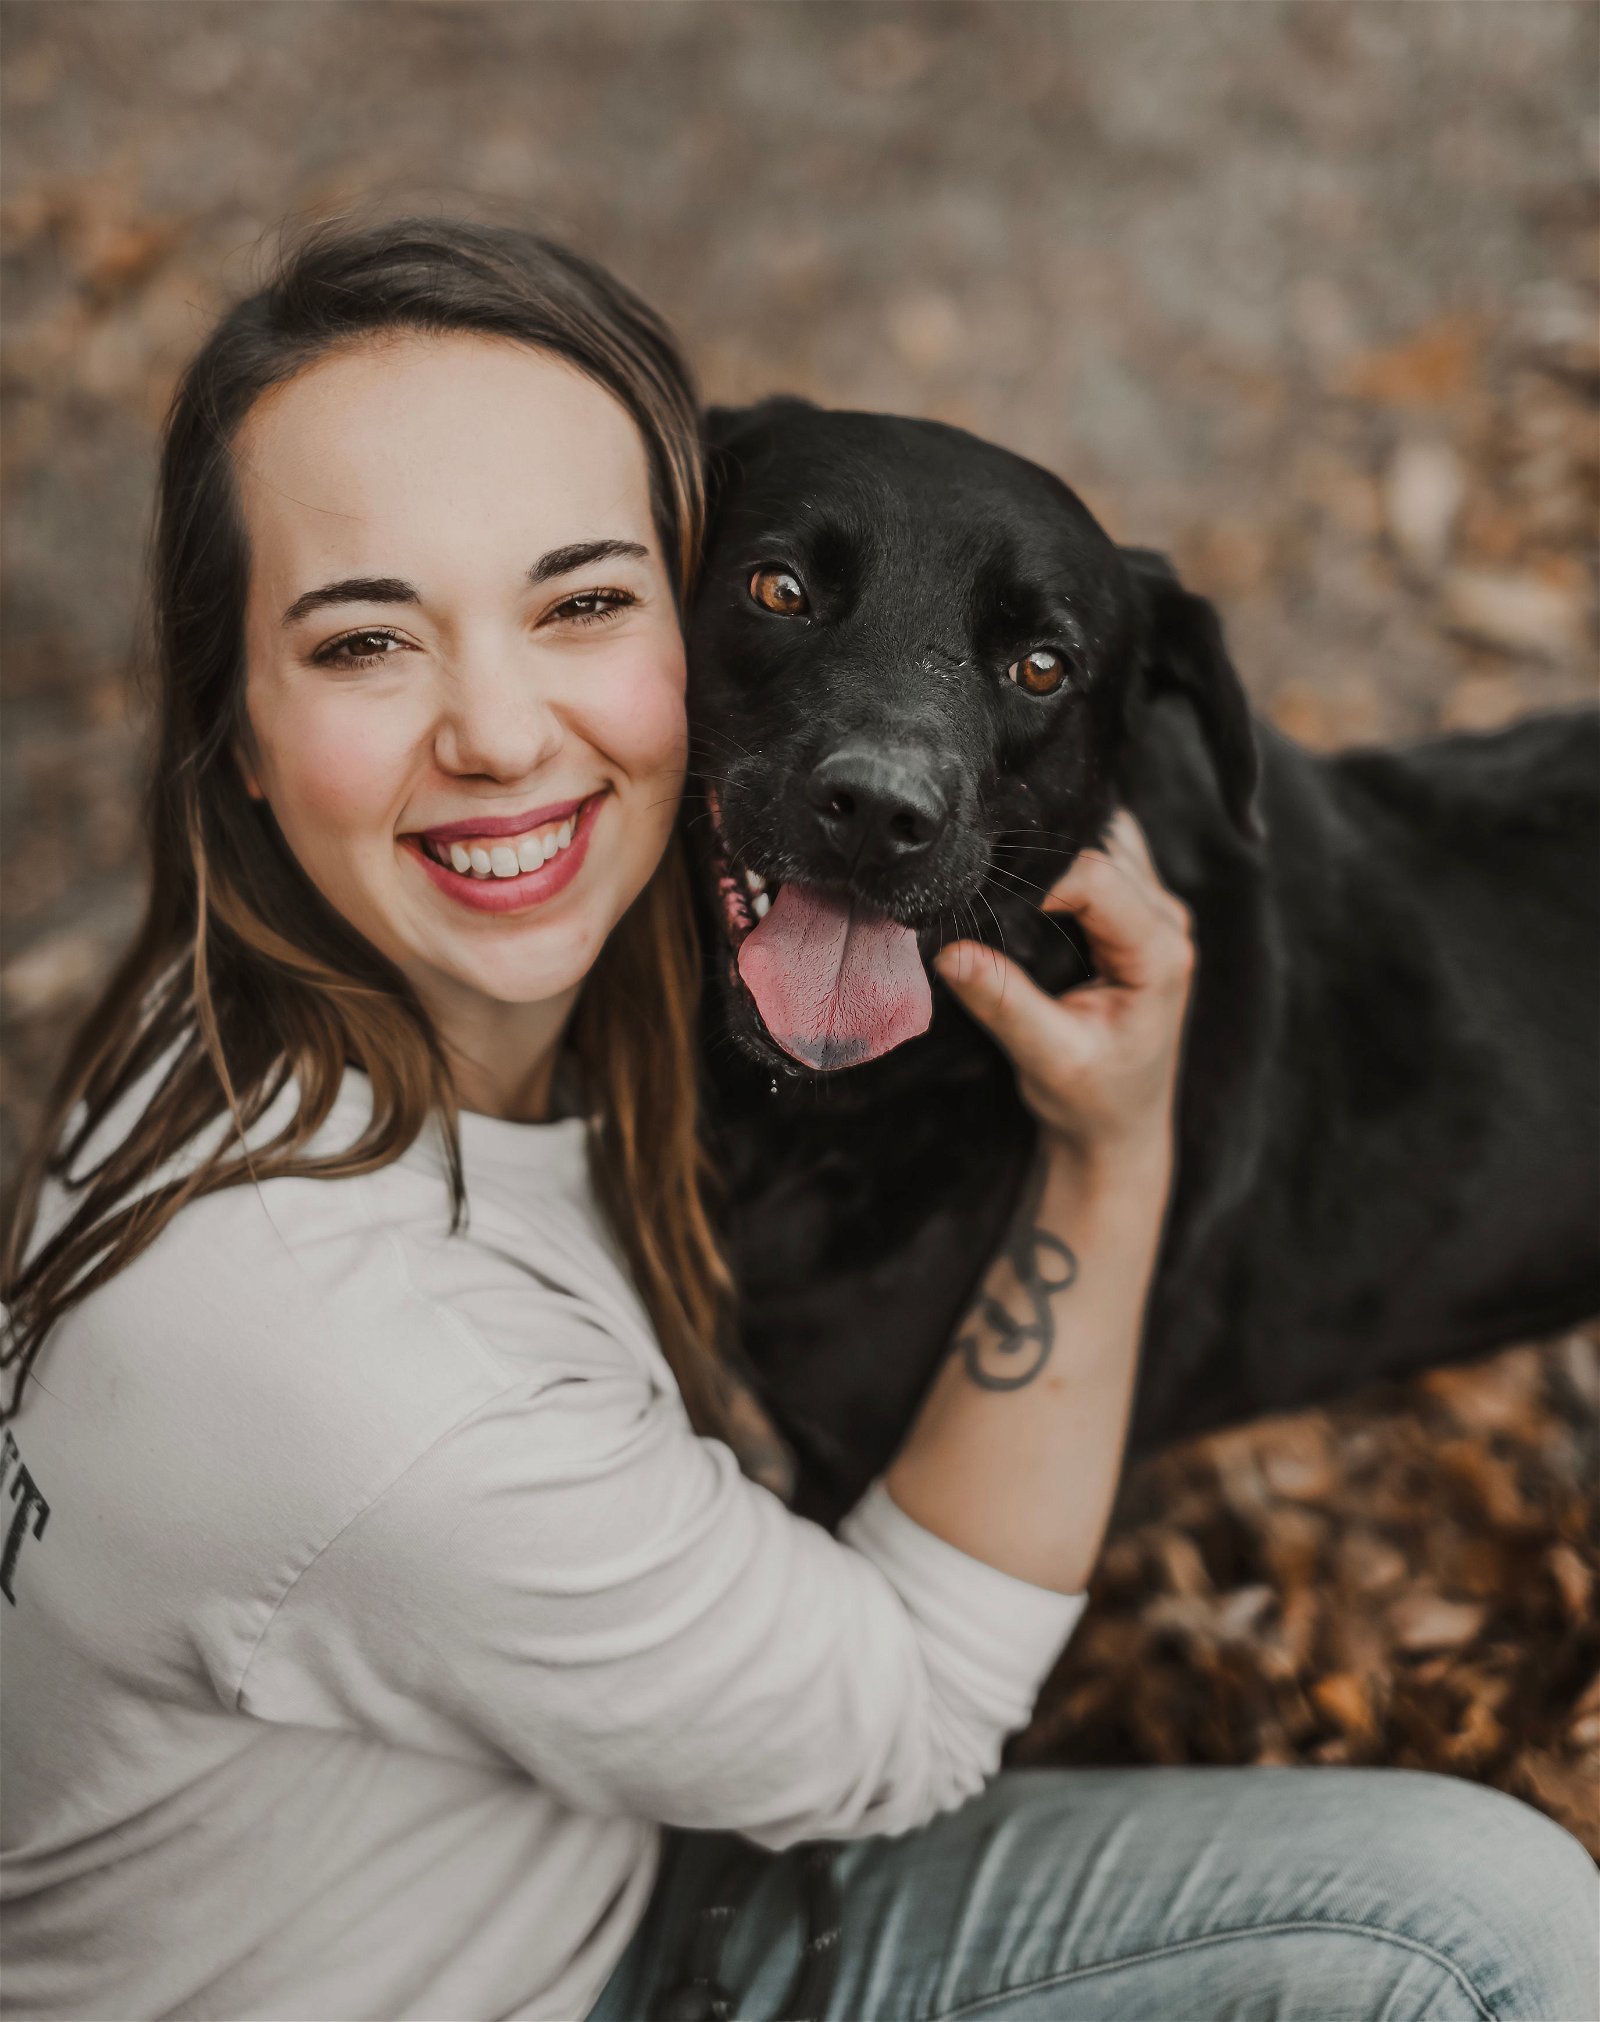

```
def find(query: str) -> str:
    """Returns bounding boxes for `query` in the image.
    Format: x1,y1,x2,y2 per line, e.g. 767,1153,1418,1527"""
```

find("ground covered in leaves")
2,3,1596,1848
1019,1332,1600,1854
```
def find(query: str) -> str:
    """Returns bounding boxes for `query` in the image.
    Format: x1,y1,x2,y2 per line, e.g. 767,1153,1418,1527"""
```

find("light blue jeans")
588,1767,1598,2022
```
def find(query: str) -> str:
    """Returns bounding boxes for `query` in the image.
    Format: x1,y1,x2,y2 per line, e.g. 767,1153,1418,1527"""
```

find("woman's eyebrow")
281,541,649,627
529,538,648,584
282,577,418,626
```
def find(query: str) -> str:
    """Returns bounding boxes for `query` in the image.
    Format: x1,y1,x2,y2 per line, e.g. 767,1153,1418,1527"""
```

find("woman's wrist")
1039,1118,1174,1214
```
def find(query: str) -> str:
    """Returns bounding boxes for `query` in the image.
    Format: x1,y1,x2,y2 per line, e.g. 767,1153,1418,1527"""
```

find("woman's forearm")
884,1134,1171,1595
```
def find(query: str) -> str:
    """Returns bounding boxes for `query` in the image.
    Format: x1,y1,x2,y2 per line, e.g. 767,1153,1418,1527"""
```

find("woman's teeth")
430,814,578,879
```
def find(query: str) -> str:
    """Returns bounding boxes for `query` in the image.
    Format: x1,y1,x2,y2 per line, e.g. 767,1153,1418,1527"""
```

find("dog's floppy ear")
1122,546,1261,841
705,395,817,455
703,398,817,523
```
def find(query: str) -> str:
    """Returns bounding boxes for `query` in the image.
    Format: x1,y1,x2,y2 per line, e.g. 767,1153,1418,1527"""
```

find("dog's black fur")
688,399,1600,1527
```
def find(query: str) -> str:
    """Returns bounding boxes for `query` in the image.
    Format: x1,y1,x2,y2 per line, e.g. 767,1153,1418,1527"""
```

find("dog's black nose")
805,747,949,869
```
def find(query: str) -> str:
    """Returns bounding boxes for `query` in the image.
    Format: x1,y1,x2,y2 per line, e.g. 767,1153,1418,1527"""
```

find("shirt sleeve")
238,1323,1084,1848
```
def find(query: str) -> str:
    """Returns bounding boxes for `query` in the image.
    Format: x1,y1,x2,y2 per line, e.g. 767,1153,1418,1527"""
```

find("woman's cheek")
272,689,425,858
593,639,688,783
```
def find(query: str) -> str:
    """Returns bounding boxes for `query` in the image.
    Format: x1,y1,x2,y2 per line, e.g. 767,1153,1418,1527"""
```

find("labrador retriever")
687,398,1599,1525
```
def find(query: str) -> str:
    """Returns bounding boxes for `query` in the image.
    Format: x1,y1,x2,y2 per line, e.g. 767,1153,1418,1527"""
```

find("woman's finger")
1101,811,1192,933
1039,845,1182,991
1103,807,1160,881
932,941,1093,1078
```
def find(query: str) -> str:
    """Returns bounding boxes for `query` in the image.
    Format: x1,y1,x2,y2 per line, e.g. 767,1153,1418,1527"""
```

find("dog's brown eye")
750,567,809,616
1008,649,1068,696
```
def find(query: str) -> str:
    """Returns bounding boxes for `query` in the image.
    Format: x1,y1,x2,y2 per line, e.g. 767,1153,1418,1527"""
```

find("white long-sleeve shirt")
0,1062,1083,2021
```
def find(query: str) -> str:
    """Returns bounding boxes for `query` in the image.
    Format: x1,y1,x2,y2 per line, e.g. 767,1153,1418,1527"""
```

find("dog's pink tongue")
737,883,931,1071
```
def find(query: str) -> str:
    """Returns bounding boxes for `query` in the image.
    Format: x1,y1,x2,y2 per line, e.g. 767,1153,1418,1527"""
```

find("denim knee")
1363,1772,1597,2021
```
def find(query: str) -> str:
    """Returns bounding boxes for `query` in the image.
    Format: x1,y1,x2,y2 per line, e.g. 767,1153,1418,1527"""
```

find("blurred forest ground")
2,3,1596,1845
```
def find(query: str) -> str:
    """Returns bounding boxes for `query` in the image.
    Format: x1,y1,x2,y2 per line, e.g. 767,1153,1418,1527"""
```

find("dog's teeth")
745,868,767,897
752,890,771,920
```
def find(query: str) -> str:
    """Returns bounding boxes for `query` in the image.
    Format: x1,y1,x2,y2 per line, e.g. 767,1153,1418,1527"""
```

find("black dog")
688,398,1600,1527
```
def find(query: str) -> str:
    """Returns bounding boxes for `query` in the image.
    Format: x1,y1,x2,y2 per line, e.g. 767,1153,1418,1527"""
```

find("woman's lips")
418,794,590,845
404,792,605,915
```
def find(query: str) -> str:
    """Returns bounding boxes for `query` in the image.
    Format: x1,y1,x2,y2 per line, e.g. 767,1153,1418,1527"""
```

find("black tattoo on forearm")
952,1159,1079,1391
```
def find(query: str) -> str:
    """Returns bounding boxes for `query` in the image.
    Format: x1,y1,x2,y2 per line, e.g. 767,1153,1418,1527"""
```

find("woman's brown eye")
317,629,405,665
1007,649,1067,696
749,567,808,616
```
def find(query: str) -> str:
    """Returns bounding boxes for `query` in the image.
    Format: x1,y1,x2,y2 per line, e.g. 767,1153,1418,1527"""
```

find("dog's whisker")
985,864,1071,903
980,875,1087,952
976,890,1009,955
992,831,1089,852
982,866,1050,900
687,729,766,769
993,826,1083,839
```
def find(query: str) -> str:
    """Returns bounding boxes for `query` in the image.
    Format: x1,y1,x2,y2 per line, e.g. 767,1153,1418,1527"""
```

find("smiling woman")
0,228,734,1441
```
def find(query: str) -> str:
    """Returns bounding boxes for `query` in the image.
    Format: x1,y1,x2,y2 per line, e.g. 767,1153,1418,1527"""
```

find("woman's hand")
932,810,1194,1170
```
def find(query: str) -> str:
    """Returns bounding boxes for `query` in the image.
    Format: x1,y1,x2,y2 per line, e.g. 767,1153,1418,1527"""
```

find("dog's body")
688,402,1600,1525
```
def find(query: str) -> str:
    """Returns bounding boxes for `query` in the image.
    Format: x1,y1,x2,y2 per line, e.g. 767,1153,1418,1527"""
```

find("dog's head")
688,398,1257,1074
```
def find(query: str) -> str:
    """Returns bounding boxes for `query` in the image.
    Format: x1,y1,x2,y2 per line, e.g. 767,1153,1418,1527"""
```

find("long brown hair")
0,216,740,1445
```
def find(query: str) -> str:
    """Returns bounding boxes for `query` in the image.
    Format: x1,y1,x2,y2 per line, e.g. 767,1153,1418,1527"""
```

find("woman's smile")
404,788,608,914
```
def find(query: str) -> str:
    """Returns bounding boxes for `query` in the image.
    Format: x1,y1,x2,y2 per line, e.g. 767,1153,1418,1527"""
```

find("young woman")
0,219,1592,2022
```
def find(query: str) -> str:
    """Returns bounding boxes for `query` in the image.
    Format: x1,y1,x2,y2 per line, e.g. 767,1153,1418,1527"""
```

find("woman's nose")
433,648,565,782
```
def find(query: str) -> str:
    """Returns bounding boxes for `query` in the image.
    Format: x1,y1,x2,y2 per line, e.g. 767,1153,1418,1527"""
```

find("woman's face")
236,331,687,1037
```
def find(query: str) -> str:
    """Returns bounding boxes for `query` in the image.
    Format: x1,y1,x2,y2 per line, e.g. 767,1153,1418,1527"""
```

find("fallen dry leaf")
1385,437,1466,576
1439,566,1587,663
1334,314,1481,407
